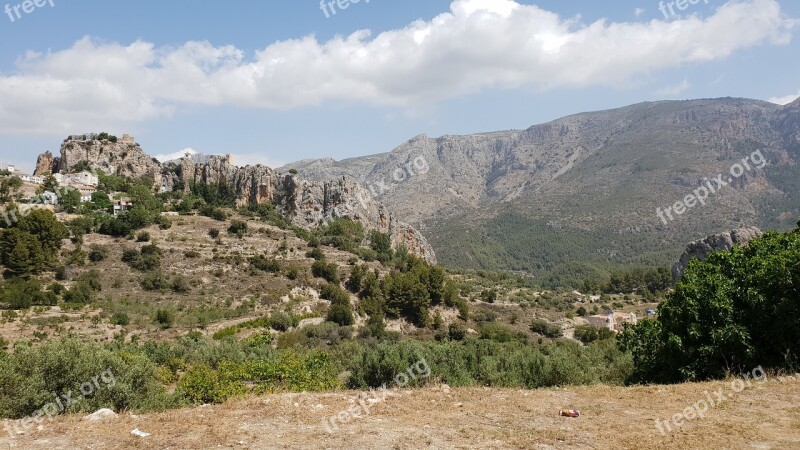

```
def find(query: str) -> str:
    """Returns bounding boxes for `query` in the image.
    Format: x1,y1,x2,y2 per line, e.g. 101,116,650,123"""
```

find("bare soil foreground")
3,377,800,450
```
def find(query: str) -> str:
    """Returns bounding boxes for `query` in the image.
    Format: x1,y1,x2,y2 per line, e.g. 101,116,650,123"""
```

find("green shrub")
176,365,246,405
574,325,615,344
305,247,324,260
327,303,354,326
88,244,108,262
111,312,130,326
227,220,248,238
311,259,339,284
208,228,220,239
530,318,563,338
250,255,280,273
448,323,467,341
155,309,175,329
0,338,171,419
136,231,151,242
619,225,800,383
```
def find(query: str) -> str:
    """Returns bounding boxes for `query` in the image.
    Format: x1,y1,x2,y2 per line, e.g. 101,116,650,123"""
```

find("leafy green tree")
0,229,45,276
17,209,69,254
619,224,800,383
38,175,59,193
0,177,23,204
90,192,113,212
58,187,81,213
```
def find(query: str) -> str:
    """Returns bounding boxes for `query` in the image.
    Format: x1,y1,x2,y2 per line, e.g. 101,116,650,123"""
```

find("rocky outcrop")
177,157,436,262
672,227,763,280
33,151,55,175
36,134,161,181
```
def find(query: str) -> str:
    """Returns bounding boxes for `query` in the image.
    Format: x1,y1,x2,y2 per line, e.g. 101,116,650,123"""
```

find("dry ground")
3,376,800,450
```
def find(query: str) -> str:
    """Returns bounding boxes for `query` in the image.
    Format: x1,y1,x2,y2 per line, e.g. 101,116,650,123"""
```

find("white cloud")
634,8,645,17
656,79,691,97
0,0,795,135
153,147,198,162
768,91,800,105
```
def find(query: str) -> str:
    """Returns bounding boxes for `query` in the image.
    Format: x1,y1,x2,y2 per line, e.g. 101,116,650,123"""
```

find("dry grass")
3,377,799,449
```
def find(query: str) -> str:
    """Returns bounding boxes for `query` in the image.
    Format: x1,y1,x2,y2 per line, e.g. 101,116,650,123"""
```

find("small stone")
83,408,117,422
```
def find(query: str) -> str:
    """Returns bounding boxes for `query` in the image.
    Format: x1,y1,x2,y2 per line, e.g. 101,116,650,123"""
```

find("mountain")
282,97,800,286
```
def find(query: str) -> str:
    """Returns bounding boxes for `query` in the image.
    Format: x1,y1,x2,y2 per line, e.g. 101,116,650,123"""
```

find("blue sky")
0,0,798,172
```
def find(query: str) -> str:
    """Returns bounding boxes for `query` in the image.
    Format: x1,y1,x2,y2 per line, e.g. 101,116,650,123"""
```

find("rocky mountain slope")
282,97,800,284
33,137,435,262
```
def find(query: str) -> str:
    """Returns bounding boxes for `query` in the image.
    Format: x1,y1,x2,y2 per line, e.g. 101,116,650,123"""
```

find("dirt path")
3,376,800,449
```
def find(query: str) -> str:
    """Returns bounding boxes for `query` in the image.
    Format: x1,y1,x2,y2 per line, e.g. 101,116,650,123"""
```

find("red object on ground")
560,409,580,417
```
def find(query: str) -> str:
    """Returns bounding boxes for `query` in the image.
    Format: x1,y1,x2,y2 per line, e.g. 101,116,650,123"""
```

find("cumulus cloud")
768,91,800,105
0,0,795,135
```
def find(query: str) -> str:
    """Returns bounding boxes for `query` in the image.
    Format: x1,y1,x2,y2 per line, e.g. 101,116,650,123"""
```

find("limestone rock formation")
33,151,55,175
34,134,161,182
177,156,436,262
672,226,763,280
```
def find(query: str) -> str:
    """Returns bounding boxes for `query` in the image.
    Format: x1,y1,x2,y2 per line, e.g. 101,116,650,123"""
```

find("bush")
88,244,109,262
155,309,175,329
250,255,280,273
208,228,220,239
136,231,151,242
448,323,467,341
141,272,171,292
227,220,248,238
157,215,172,230
311,259,339,284
269,313,294,332
177,365,246,405
327,303,354,326
530,318,563,338
0,338,171,419
305,247,324,260
111,312,130,326
320,283,350,304
0,278,57,309
574,325,615,344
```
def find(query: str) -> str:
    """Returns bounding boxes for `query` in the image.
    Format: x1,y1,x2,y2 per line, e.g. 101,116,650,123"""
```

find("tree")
90,192,113,212
327,303,355,326
0,177,23,204
619,224,800,383
38,175,58,194
58,187,81,213
17,209,68,251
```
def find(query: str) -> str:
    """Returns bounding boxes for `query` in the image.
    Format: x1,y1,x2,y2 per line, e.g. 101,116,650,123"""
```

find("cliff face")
672,227,763,280
177,156,436,262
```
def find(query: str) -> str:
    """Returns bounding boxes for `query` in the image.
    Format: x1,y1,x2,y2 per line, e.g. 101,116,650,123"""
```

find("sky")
0,0,798,172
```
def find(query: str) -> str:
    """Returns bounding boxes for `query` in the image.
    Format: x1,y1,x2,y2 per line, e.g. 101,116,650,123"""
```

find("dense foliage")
620,223,800,383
